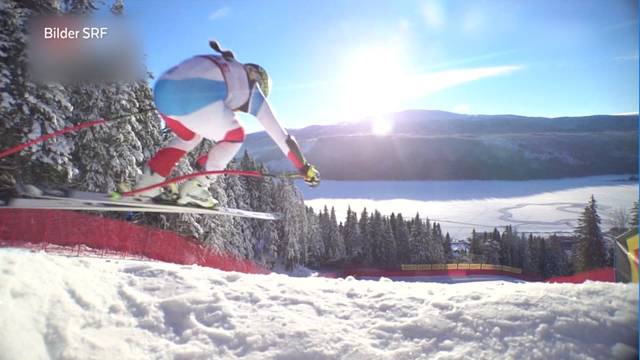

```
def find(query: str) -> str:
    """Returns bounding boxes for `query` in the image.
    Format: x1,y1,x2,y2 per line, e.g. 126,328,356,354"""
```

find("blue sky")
121,0,638,133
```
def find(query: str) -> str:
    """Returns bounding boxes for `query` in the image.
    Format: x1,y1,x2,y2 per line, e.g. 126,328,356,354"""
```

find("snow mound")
0,249,637,360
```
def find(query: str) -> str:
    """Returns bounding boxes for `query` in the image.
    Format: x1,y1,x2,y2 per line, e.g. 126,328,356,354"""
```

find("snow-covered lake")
300,175,639,238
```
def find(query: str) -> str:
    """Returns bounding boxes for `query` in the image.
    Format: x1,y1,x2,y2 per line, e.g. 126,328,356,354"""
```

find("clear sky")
121,0,638,133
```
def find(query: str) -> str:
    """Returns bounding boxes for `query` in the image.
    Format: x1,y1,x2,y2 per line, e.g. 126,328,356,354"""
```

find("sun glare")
337,43,411,121
371,116,393,135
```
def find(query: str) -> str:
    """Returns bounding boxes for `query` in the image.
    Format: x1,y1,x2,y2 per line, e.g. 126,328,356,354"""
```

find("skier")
134,41,320,208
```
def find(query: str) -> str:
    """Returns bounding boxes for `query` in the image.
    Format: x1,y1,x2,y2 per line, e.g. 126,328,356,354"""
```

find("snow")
301,175,638,237
0,249,637,360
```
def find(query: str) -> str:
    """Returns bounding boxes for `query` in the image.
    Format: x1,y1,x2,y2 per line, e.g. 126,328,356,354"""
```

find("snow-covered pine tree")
358,208,371,264
504,226,523,268
250,175,280,266
426,223,445,264
61,0,98,13
443,232,453,262
342,206,359,260
468,229,484,263
73,83,146,191
497,227,511,266
273,177,306,269
522,234,535,274
409,214,427,263
380,215,397,267
483,228,501,264
394,213,411,264
222,159,255,258
319,205,330,263
424,218,432,261
572,195,607,272
69,1,159,192
0,1,76,188
323,207,345,263
369,210,384,264
544,235,570,277
304,207,324,266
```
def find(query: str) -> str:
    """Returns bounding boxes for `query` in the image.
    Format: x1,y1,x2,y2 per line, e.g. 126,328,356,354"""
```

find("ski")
3,188,282,220
5,197,184,213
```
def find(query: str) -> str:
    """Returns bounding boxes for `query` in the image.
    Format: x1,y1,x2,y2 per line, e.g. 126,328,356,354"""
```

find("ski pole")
113,169,304,198
0,108,157,160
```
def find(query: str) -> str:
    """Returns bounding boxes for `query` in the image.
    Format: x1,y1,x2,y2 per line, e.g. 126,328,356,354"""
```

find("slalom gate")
0,209,268,274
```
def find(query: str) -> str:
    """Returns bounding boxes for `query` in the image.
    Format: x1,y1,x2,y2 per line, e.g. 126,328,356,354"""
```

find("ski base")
2,187,281,221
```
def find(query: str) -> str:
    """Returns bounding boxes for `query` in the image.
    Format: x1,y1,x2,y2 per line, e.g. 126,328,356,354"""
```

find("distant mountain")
240,110,638,180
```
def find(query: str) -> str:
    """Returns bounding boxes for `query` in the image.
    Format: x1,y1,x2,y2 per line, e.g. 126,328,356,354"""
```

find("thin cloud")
614,51,639,61
410,65,523,95
421,0,445,29
209,6,230,20
277,65,523,96
605,19,638,31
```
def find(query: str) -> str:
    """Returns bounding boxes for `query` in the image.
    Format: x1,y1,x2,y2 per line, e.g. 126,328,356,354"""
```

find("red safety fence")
0,209,268,274
546,267,615,283
341,267,542,282
342,267,616,283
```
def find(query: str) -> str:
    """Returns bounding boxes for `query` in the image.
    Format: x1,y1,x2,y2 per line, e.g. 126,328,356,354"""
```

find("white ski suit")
148,55,307,177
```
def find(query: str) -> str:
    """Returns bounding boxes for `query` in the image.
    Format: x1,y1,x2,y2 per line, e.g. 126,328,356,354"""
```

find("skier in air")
134,41,320,208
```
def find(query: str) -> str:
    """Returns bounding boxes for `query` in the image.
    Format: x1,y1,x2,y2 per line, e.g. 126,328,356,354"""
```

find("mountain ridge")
240,110,638,180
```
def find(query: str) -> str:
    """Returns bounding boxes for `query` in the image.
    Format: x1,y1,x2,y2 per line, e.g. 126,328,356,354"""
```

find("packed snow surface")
1,249,637,360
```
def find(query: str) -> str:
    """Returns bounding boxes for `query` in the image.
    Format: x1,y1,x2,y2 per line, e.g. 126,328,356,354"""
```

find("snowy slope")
0,249,637,360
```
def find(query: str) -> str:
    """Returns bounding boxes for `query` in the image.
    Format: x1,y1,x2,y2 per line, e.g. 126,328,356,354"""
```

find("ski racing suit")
147,54,315,183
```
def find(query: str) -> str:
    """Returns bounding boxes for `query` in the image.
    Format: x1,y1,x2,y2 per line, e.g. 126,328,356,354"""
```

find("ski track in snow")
0,249,637,360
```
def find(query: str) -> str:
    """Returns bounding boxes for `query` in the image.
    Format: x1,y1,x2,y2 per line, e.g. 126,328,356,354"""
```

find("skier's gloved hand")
302,163,320,187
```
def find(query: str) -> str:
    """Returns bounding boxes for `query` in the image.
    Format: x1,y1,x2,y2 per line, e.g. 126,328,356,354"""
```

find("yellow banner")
626,233,638,283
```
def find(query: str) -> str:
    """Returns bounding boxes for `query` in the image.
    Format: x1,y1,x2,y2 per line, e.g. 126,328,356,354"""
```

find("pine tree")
394,214,411,264
443,232,453,262
274,178,305,269
522,234,538,275
305,207,324,266
537,236,546,277
409,214,427,263
325,207,346,262
572,195,607,272
504,226,523,268
358,208,371,264
469,229,484,263
484,228,501,264
369,210,384,264
0,1,76,189
380,216,397,267
342,207,359,260
544,235,570,277
426,223,445,264
498,227,512,266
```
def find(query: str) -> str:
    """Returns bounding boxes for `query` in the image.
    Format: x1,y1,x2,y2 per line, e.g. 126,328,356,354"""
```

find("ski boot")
177,177,219,208
119,168,178,202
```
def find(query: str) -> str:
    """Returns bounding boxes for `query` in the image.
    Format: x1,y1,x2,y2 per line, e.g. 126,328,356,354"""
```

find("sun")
336,42,411,122
371,115,393,135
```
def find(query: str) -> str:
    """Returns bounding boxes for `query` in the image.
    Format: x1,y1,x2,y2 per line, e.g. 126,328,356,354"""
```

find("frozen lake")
300,175,638,238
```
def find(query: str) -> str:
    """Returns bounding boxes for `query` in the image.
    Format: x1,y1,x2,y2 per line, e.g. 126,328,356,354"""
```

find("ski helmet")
245,63,271,97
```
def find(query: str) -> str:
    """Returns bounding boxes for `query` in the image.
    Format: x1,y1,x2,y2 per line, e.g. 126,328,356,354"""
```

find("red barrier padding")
0,209,268,274
341,267,542,282
546,268,615,283
342,267,615,283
